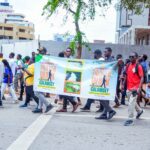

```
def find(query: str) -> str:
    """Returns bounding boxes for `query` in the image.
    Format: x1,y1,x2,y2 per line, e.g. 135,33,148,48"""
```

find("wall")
0,40,38,59
1,40,150,60
40,40,150,60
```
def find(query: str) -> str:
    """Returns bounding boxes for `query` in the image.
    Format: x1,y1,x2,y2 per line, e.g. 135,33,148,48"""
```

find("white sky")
8,0,117,43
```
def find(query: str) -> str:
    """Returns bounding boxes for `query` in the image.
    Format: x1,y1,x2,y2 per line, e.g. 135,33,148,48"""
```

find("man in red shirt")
124,52,144,126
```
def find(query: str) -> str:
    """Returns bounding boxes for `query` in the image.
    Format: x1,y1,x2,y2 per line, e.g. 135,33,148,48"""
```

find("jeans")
62,96,77,110
84,99,95,109
25,86,39,105
127,90,142,120
35,92,50,109
1,83,17,101
84,99,103,110
14,73,23,91
19,80,24,99
121,89,126,104
100,100,113,115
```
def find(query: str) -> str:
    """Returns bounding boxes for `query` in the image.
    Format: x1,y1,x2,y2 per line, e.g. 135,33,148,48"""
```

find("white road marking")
54,113,150,120
7,107,57,150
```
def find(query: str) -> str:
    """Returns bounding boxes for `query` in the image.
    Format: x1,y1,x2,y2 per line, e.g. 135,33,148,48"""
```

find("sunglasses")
129,56,135,59
66,51,71,52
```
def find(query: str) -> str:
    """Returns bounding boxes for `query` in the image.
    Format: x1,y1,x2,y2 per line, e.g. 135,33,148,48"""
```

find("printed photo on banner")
38,62,56,89
64,70,82,94
89,65,112,96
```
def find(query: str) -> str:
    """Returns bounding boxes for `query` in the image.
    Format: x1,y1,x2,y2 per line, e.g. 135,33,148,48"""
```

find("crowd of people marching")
0,47,150,126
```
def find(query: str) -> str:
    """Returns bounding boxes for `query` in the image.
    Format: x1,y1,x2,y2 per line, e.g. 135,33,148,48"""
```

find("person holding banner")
32,47,54,113
64,47,82,106
95,47,116,120
56,50,79,113
20,56,39,108
80,49,104,112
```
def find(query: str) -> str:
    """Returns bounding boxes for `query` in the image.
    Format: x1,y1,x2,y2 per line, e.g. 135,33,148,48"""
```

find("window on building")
19,37,27,40
19,29,25,32
0,26,2,30
8,36,13,39
0,36,11,39
4,27,13,31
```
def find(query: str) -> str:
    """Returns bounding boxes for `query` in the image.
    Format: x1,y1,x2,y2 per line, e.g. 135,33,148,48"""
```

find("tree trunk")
75,0,82,59
77,44,82,59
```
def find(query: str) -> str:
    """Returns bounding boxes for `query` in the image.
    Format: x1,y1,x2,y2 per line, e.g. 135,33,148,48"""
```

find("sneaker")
80,107,90,112
95,114,107,120
107,110,116,120
124,120,134,126
32,108,42,113
96,108,104,113
20,104,28,108
45,104,54,113
136,110,143,119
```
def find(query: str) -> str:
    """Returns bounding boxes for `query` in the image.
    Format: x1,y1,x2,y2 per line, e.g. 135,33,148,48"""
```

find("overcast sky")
8,0,117,43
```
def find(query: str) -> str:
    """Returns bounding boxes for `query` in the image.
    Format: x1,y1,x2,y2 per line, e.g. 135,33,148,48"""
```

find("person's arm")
23,68,33,76
137,65,144,94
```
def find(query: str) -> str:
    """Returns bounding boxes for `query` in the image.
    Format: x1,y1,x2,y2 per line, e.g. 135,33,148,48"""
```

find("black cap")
94,49,102,55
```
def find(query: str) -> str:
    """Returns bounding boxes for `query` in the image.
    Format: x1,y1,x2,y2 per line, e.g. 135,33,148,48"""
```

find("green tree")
43,0,150,58
43,0,112,58
120,0,150,14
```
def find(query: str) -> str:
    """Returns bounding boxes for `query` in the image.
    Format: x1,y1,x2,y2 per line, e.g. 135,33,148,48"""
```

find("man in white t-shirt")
9,52,17,78
14,54,23,92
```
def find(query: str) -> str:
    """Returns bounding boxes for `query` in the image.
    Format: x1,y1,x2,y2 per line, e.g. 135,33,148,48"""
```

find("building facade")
0,1,34,40
116,2,150,45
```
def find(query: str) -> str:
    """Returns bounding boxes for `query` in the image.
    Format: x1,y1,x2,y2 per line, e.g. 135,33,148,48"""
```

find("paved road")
0,97,150,150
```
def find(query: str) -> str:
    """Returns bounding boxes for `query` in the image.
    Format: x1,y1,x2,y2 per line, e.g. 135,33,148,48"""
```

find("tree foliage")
43,0,150,58
120,0,150,14
43,0,112,58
